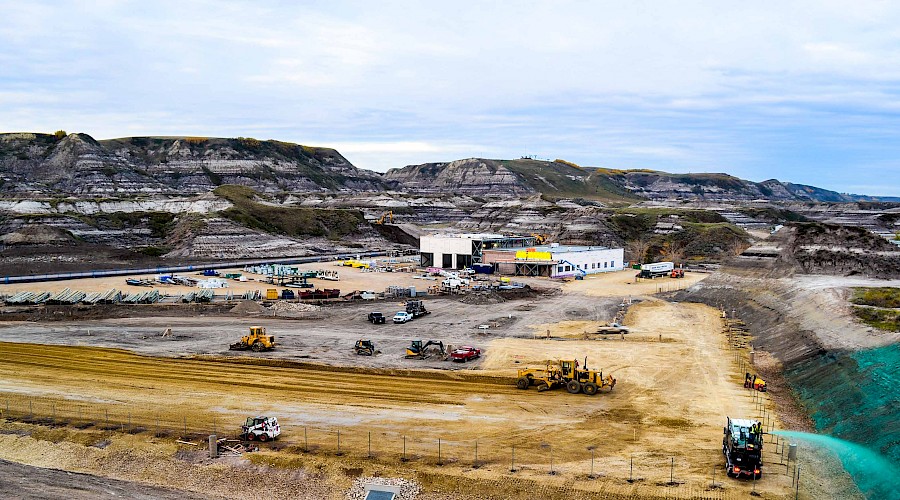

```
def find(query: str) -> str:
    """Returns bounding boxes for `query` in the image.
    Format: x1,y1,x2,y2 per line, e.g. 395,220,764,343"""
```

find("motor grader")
229,326,276,352
516,358,615,395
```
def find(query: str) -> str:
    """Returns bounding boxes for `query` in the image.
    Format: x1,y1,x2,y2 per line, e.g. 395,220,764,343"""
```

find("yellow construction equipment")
744,372,767,392
375,211,394,225
516,358,615,395
265,289,278,300
531,233,549,245
229,326,276,352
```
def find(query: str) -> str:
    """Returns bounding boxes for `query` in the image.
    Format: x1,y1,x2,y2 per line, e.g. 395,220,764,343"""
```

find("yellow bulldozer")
516,358,615,395
230,326,276,352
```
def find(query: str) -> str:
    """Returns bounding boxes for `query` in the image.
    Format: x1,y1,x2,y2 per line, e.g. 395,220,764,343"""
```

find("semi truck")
636,261,675,279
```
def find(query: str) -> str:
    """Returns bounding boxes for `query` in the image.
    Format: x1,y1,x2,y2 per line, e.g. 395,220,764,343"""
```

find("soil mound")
229,300,267,315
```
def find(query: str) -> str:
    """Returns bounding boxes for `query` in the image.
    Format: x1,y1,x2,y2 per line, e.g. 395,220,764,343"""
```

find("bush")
54,130,67,140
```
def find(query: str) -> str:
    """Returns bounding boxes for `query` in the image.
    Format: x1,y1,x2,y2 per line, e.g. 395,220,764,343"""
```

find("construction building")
482,243,624,278
419,233,538,269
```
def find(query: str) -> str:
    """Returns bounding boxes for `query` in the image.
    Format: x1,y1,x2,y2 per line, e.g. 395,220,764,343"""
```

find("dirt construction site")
0,268,848,499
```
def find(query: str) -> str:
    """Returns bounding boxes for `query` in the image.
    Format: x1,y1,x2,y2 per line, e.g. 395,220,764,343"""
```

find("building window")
565,265,571,271
557,266,564,273
611,261,615,268
442,254,453,269
604,262,608,268
457,254,472,269
421,253,434,267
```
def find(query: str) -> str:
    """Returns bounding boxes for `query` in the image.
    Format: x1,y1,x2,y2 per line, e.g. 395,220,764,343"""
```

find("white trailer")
638,261,674,278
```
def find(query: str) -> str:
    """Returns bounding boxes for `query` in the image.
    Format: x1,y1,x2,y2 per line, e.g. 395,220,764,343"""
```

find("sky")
1,1,900,195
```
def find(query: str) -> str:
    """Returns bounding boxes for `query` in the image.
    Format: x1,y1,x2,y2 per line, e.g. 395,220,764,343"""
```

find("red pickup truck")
450,346,481,362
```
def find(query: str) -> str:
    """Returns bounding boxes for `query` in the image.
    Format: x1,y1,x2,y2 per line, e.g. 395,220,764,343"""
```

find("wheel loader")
516,358,615,395
229,326,276,352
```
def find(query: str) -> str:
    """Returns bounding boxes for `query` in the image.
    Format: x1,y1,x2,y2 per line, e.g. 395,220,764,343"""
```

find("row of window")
557,261,616,273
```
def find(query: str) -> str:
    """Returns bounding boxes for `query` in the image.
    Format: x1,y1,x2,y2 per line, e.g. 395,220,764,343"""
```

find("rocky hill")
0,132,386,196
385,158,887,203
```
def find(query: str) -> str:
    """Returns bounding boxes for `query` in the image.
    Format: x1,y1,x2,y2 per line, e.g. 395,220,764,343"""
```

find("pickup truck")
368,312,386,324
450,346,481,362
393,311,412,323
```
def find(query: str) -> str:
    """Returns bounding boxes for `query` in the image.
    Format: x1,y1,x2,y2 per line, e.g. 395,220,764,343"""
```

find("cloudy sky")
2,1,899,195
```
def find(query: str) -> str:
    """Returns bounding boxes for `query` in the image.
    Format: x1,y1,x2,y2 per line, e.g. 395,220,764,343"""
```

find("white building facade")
549,245,624,278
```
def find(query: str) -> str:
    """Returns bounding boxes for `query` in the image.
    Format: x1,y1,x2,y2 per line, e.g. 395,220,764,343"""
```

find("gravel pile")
272,302,321,313
346,476,421,500
460,291,507,305
229,300,268,315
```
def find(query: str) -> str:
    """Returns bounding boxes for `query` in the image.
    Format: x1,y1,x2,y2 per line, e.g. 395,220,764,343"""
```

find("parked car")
368,312,386,324
393,311,412,323
450,345,481,362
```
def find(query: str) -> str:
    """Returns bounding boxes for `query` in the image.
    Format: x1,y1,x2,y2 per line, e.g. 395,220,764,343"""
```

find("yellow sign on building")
515,250,552,261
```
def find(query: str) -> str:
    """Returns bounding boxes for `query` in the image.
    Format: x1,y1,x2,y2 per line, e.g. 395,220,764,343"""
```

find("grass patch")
499,160,640,202
214,185,364,238
852,287,900,308
852,306,900,332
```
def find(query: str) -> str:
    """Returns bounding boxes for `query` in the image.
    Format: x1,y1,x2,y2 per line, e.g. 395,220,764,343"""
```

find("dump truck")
240,416,280,442
636,261,674,279
723,417,763,478
516,358,615,395
354,339,376,356
229,326,276,352
744,372,767,392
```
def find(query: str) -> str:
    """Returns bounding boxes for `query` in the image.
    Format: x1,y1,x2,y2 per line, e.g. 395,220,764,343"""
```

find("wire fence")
0,391,803,497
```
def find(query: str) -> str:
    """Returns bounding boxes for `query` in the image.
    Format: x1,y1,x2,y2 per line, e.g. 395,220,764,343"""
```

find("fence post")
337,430,341,456
402,435,407,461
795,465,801,500
438,438,442,465
474,440,478,467
670,457,674,483
630,455,633,482
183,416,187,437
510,445,516,472
368,431,372,458
304,426,308,452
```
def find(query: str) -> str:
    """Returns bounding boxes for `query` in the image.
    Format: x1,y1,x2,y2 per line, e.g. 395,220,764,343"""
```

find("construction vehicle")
515,358,615,395
375,211,394,225
240,416,281,442
671,269,685,278
723,417,763,478
354,339,376,356
265,288,278,300
531,233,549,245
405,300,430,318
405,340,445,359
744,372,767,392
229,326,276,352
636,261,675,279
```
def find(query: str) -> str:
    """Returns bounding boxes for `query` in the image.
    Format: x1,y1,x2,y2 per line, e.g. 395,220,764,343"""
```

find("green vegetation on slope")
852,287,900,309
498,159,639,202
852,307,900,332
214,185,364,238
738,207,810,223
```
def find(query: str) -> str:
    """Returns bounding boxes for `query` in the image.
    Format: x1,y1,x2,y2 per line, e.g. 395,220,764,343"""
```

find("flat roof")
494,245,617,253
424,233,531,241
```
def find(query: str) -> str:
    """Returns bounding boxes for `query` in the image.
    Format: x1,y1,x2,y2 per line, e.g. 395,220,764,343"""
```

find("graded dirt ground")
0,300,798,498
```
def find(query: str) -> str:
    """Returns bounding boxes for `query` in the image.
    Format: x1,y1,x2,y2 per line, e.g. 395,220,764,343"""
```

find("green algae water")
772,430,900,500
784,344,900,499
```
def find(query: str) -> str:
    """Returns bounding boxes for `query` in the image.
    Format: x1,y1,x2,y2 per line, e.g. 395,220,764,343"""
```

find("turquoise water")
785,344,900,499
772,430,900,500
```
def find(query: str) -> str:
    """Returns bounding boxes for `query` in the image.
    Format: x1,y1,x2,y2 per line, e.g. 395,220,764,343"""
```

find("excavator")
744,372,767,392
375,211,394,225
516,358,616,395
229,326,276,352
405,340,445,359
531,233,549,245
